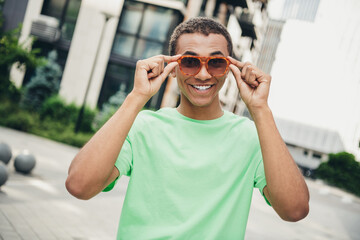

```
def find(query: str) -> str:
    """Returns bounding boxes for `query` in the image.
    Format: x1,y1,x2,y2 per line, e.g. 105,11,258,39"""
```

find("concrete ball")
14,151,36,174
0,162,9,186
0,142,12,165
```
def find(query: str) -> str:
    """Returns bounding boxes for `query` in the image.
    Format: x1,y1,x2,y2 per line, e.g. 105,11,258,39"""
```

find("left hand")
227,56,271,112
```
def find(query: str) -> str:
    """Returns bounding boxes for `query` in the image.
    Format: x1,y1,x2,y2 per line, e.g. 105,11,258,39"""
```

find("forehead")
175,33,229,56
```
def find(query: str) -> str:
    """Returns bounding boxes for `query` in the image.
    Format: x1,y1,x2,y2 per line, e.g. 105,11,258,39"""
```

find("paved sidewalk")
0,127,128,240
1,126,360,240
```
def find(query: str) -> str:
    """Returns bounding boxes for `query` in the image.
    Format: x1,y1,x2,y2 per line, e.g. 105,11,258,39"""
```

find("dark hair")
169,17,233,56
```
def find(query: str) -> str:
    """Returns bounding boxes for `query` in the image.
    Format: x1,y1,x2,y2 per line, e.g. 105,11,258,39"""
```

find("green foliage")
316,152,360,196
0,8,94,147
21,50,62,112
0,12,44,102
40,95,97,133
40,95,77,123
93,83,127,130
0,96,96,148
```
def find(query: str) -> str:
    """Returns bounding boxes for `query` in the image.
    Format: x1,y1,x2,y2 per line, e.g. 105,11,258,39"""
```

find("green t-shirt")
105,108,268,239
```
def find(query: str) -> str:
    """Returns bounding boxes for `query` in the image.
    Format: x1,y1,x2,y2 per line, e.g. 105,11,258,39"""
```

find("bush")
316,152,360,196
40,95,78,123
5,111,36,132
21,50,61,112
40,95,97,133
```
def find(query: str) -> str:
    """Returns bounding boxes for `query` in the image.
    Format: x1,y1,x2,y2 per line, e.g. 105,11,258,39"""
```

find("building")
267,0,360,160
275,118,344,171
3,0,266,110
5,0,186,110
3,0,269,112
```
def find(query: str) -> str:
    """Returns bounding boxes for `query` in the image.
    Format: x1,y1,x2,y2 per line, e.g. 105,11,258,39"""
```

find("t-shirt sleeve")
103,136,133,192
253,151,271,206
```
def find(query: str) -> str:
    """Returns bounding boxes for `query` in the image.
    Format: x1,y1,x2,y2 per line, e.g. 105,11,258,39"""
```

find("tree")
0,3,43,102
21,50,62,112
316,152,360,196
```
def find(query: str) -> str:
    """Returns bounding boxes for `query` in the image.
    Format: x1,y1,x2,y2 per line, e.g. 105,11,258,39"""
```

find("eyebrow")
182,50,225,56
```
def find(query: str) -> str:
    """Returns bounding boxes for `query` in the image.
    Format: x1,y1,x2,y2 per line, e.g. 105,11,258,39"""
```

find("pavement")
0,126,359,240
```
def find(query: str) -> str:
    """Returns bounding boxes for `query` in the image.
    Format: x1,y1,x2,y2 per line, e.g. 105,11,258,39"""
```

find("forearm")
66,92,148,199
251,106,309,221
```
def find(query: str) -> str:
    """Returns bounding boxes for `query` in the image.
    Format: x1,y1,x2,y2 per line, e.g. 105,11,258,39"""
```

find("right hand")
131,55,180,102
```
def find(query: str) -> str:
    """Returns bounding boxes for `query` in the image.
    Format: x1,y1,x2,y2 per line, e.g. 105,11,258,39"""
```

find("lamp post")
75,0,122,133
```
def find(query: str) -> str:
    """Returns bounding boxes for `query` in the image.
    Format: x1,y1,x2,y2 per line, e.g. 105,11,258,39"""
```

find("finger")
229,64,246,88
248,70,258,87
147,62,161,78
241,64,249,79
152,61,178,84
163,54,182,63
227,56,245,69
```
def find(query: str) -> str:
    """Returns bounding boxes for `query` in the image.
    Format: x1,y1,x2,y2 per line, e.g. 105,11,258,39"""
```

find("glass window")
139,6,173,42
111,1,182,59
41,0,81,41
98,64,135,108
65,0,81,20
42,0,66,19
112,35,136,57
134,39,163,59
118,2,143,35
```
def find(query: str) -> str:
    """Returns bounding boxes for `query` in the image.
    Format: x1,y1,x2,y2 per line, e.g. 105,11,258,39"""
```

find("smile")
190,85,214,91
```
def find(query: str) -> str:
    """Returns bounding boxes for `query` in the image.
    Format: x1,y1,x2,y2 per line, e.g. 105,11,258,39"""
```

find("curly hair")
169,17,233,56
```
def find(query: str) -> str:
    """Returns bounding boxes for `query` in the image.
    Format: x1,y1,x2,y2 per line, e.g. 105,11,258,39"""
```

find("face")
173,33,230,109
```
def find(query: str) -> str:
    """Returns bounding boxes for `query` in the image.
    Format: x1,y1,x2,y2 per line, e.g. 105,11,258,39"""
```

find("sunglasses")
177,56,230,77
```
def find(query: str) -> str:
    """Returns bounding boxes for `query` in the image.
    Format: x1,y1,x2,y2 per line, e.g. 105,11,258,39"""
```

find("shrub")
40,95,78,123
40,95,97,133
0,14,43,102
2,111,36,132
21,50,61,112
316,152,360,196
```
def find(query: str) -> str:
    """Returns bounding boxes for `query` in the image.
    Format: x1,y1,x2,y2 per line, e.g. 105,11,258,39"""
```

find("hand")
131,55,180,102
227,56,271,113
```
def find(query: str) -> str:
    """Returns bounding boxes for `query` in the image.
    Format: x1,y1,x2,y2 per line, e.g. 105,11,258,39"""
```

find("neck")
176,96,224,120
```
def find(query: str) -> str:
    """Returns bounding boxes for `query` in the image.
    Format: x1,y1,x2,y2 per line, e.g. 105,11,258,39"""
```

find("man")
66,17,309,239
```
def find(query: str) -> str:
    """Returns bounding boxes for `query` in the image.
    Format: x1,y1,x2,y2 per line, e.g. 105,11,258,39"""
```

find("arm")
228,57,309,222
65,55,179,200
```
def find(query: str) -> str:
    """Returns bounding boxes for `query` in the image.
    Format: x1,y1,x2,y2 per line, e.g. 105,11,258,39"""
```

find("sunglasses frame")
176,55,230,77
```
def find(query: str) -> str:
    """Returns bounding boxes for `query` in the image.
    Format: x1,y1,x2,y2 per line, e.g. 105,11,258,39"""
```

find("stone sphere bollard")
0,142,12,165
0,162,8,186
14,151,36,174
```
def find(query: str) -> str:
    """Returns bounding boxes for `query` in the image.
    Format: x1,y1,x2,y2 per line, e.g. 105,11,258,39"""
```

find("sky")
266,0,360,158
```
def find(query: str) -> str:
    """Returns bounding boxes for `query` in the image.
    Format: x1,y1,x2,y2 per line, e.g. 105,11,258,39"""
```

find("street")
1,126,359,240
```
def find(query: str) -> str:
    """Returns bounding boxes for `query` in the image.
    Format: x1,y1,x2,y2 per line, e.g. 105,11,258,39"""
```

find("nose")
194,63,212,80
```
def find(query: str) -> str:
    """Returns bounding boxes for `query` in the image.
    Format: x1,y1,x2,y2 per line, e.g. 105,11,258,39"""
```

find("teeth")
193,85,212,90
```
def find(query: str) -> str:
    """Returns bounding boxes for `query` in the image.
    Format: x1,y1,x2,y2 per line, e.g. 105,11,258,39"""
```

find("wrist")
248,104,272,122
122,91,149,112
128,91,151,106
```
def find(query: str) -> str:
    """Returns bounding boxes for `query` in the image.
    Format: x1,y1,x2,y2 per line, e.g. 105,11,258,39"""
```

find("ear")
171,68,176,78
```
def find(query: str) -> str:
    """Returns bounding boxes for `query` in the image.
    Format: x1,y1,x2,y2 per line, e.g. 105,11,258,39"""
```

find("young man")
66,17,309,239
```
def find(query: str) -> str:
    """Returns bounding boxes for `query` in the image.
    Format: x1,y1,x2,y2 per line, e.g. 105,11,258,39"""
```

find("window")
111,1,182,59
41,0,81,41
312,152,322,159
97,63,135,108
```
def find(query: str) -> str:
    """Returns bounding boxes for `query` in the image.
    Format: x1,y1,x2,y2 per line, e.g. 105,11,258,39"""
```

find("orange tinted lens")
207,58,228,76
180,57,201,75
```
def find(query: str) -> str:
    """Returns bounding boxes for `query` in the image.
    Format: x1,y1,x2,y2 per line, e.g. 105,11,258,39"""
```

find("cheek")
215,75,227,88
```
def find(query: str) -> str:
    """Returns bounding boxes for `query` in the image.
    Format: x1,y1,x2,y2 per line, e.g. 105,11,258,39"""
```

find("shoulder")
132,108,176,128
223,110,256,128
